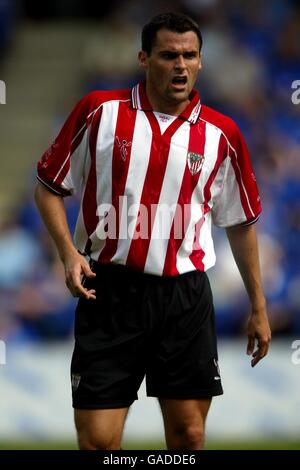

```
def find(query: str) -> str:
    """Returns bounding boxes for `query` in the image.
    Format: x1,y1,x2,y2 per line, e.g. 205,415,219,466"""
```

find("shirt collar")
131,81,201,124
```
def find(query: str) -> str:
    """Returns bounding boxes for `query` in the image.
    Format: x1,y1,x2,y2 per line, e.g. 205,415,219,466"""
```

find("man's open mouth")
171,76,187,85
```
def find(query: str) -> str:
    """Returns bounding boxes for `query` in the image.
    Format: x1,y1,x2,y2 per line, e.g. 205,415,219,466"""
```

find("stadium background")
0,0,299,450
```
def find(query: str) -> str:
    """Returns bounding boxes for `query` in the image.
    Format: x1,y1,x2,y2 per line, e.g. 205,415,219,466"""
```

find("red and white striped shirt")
37,81,261,276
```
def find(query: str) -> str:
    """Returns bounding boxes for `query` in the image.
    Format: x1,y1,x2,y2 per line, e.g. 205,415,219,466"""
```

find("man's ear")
199,54,202,70
138,50,148,70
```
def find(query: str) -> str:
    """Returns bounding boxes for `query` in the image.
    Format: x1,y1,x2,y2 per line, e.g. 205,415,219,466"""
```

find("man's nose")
174,55,186,70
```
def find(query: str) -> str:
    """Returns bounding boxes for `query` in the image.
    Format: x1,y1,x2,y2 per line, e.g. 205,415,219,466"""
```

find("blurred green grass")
0,440,299,450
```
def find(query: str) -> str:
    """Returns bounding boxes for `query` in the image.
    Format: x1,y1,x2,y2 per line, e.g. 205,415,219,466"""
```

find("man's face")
139,28,201,113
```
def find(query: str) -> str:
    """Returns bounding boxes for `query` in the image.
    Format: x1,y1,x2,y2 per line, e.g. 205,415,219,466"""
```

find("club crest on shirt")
187,151,204,176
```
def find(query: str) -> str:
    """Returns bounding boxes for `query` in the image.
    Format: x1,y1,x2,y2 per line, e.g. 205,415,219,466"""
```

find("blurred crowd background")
0,0,300,345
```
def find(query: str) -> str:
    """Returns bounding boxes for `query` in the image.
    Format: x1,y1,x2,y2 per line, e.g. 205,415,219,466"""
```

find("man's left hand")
246,307,272,367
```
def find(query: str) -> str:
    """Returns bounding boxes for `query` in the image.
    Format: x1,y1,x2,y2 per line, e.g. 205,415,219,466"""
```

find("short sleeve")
212,123,262,227
37,93,99,196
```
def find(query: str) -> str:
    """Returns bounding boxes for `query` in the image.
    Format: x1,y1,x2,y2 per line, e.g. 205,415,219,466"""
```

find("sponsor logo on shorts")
71,373,81,391
213,358,221,380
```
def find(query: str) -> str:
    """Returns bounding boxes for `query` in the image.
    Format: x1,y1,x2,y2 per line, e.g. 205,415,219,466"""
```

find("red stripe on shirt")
82,108,103,254
163,120,207,275
126,113,187,271
98,103,137,263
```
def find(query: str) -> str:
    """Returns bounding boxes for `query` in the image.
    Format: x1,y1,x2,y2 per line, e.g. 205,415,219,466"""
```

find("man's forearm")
226,223,271,365
226,224,266,311
35,182,96,300
34,182,77,261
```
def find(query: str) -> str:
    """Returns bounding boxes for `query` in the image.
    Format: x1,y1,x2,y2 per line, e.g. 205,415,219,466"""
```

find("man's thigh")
74,407,129,450
159,398,212,449
159,398,211,428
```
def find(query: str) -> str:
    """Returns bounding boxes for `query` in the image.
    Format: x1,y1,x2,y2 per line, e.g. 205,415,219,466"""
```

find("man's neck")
145,85,190,116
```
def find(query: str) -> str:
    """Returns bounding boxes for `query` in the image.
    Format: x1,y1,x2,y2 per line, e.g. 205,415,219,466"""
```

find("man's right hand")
63,251,96,300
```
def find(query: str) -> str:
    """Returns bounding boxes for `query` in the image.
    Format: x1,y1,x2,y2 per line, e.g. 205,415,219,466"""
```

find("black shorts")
71,262,223,409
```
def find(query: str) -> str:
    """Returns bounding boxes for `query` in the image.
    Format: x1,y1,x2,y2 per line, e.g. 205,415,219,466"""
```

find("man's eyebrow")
159,49,198,54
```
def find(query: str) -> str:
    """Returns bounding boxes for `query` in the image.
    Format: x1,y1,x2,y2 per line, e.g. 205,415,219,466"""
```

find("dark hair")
141,12,202,55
